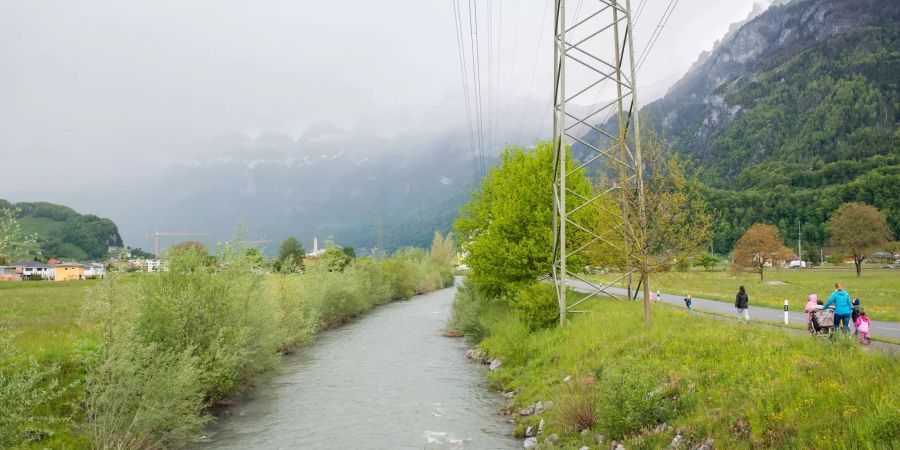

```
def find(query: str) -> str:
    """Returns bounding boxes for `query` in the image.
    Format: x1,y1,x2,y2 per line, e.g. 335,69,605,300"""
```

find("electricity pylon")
551,0,647,325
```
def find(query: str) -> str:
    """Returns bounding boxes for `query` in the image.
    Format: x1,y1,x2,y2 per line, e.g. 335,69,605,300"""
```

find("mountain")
586,0,899,255
97,128,485,255
0,199,123,260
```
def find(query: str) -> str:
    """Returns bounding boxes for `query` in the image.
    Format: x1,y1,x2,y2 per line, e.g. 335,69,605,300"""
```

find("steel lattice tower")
552,0,647,325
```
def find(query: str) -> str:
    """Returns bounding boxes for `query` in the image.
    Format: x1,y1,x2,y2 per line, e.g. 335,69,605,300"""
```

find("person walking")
855,309,871,344
683,294,693,311
851,299,862,335
823,282,853,333
735,286,750,323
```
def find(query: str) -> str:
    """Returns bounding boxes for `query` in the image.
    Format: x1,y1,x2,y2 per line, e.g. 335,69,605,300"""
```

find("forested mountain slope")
0,199,123,260
587,0,899,254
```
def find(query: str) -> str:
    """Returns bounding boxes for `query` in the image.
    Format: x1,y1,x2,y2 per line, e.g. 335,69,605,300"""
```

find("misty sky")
1,0,765,194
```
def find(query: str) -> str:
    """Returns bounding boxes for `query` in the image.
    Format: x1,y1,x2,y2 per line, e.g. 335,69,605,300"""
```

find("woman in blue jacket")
823,282,853,333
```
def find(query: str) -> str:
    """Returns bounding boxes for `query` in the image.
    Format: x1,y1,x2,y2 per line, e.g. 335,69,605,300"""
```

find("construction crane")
154,231,208,257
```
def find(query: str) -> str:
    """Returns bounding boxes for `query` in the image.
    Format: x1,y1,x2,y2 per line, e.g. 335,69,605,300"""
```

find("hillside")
88,129,481,255
0,200,123,260
586,0,899,254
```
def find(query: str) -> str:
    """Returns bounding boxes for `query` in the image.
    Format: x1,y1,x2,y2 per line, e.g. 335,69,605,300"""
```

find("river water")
197,282,516,449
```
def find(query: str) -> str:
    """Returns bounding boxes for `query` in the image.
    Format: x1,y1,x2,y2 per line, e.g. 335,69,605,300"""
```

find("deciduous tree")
827,202,893,277
621,127,712,323
0,207,36,264
454,141,593,297
693,252,718,272
731,224,790,281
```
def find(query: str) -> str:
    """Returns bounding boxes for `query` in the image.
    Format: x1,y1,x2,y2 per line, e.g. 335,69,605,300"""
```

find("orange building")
53,263,85,281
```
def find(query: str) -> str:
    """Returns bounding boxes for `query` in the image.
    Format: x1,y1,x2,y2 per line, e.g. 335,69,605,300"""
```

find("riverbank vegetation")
448,280,900,448
0,234,455,449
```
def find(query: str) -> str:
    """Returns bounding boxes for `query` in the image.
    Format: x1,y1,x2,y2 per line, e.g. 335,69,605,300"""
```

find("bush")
78,242,456,448
555,383,597,432
509,283,559,331
0,332,67,448
85,340,206,449
447,281,489,343
595,369,672,439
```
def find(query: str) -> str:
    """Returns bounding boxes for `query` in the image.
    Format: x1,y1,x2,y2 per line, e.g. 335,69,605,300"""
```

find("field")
450,283,900,448
0,280,100,358
587,267,900,322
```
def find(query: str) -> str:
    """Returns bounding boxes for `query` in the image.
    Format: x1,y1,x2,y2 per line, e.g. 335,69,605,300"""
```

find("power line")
514,0,551,144
468,0,486,176
636,0,680,71
451,0,479,178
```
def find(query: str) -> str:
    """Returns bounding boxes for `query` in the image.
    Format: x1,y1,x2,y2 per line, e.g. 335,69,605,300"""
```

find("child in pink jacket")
855,309,871,344
804,294,819,321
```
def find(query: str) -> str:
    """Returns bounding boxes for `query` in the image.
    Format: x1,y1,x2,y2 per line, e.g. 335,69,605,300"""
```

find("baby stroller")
809,307,834,336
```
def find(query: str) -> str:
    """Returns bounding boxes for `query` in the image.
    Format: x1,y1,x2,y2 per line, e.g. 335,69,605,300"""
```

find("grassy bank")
449,281,900,449
587,268,900,322
0,247,453,449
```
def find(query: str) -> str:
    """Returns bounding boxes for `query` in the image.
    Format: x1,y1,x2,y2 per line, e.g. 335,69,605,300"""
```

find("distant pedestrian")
823,282,853,333
735,286,750,323
855,309,871,344
683,294,693,311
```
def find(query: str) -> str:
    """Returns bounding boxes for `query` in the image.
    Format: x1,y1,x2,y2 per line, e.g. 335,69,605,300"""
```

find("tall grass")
1,244,453,449
455,283,900,449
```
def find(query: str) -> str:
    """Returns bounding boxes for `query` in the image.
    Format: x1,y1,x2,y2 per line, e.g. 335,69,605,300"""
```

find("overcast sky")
1,0,766,192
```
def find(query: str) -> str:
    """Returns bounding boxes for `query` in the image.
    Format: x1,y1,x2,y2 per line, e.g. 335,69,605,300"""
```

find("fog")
2,0,765,209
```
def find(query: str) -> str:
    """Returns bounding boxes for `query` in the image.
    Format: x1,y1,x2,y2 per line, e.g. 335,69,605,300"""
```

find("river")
197,282,517,449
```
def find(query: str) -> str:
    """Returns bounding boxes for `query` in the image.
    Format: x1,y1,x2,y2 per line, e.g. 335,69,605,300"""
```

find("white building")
83,262,107,278
129,258,163,272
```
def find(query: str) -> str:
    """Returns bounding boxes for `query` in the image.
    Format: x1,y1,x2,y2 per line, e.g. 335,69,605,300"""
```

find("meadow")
0,246,454,449
587,267,900,322
449,281,900,449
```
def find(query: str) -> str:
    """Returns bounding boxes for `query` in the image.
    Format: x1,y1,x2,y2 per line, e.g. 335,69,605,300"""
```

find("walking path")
566,279,900,342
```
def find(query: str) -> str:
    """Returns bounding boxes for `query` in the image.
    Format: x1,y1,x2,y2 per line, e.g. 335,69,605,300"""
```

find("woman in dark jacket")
735,286,750,323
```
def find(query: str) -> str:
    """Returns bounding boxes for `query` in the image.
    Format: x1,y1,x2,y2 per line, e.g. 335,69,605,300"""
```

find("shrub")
0,332,67,448
595,369,671,439
509,283,559,331
77,241,456,447
85,340,206,449
555,383,598,432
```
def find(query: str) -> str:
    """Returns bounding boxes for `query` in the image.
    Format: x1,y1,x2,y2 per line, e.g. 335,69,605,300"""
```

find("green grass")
465,289,900,449
0,280,97,357
587,267,900,322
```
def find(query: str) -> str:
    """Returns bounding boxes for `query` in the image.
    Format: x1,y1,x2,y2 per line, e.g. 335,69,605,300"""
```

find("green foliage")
319,241,353,272
693,252,718,271
276,237,306,272
471,284,900,448
595,369,678,439
446,280,492,344
68,240,456,448
0,332,68,448
1,200,123,260
0,207,36,264
430,231,456,268
509,283,559,331
85,340,206,449
691,26,900,252
454,142,593,298
341,246,356,258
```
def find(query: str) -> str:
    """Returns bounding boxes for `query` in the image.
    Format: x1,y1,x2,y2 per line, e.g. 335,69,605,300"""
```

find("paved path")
566,279,900,342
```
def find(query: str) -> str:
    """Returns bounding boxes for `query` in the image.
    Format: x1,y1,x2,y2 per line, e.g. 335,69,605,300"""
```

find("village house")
12,261,53,279
82,262,106,278
54,262,86,281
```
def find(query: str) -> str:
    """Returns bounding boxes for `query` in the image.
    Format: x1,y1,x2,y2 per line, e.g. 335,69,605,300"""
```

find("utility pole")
552,0,647,324
797,221,802,263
